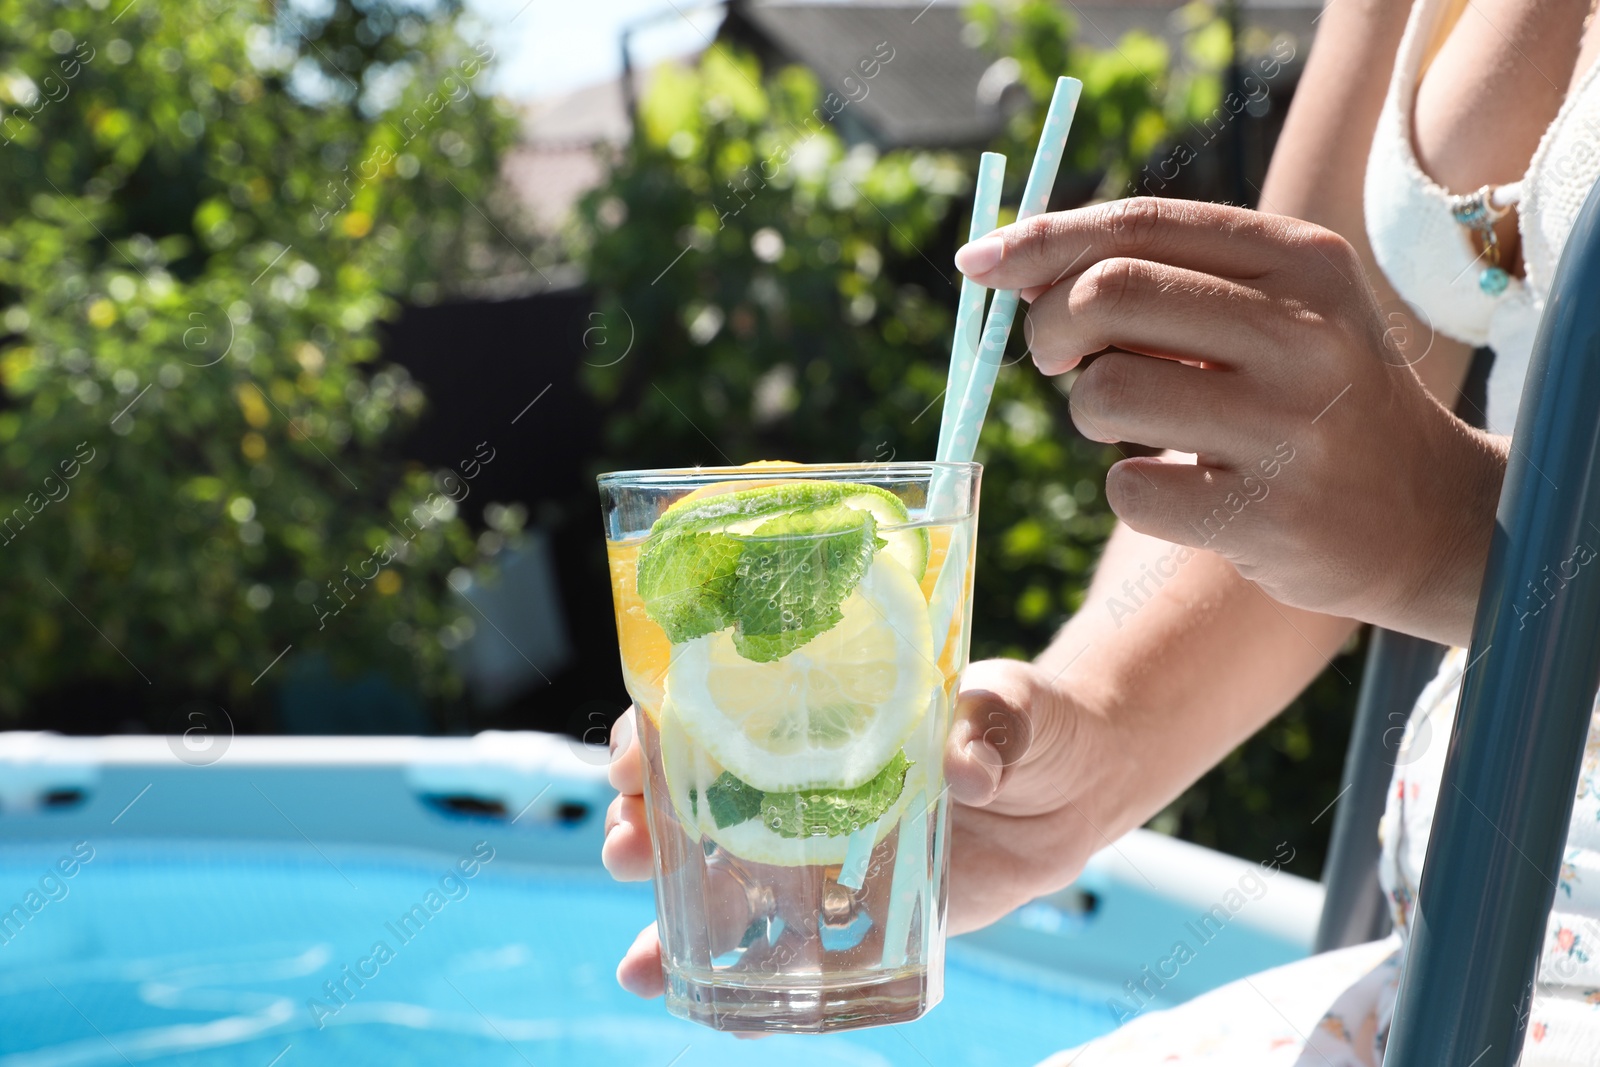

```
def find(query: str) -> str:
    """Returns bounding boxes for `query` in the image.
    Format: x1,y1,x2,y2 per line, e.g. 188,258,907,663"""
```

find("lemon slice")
657,687,945,867
665,552,940,793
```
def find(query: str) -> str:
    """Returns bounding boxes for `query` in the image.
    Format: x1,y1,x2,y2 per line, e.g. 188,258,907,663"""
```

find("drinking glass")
598,462,980,1033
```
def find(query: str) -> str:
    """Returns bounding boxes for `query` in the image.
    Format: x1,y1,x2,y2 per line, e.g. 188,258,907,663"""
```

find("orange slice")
920,526,951,602
607,541,671,723
920,526,971,680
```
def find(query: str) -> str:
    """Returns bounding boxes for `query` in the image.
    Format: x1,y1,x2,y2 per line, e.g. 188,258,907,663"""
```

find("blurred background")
0,0,1359,878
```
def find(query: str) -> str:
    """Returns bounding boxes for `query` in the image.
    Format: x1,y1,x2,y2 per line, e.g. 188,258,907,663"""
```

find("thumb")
946,659,1039,807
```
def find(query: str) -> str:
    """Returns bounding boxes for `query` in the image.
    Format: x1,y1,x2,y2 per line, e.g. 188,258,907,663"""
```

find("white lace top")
1364,0,1600,435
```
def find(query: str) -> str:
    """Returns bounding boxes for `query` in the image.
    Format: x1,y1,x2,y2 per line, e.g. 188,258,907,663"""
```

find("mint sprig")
703,751,912,839
636,487,886,658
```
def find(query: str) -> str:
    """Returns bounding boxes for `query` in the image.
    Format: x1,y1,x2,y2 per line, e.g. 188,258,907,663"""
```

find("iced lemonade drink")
599,463,980,1033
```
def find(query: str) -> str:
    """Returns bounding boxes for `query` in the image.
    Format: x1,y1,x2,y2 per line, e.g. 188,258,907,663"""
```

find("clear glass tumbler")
598,462,980,1033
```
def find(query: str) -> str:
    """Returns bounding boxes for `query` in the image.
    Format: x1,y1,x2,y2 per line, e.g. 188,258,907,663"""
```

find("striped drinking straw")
879,76,1083,970
939,76,1082,466
935,151,1007,462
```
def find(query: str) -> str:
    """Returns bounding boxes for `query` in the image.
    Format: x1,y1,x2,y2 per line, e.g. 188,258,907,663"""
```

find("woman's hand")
601,656,1125,997
955,197,1505,646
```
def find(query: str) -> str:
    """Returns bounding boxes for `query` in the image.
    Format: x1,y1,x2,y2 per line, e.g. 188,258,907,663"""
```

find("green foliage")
0,0,520,720
965,0,1233,204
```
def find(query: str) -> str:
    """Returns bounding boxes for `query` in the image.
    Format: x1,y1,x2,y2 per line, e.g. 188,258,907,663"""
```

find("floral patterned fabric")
1378,647,1600,1065
1034,936,1403,1066
1040,647,1600,1066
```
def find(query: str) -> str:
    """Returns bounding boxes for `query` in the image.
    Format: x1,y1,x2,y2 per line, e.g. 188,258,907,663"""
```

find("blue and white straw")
939,77,1082,465
880,74,1084,971
936,152,1007,462
880,788,930,968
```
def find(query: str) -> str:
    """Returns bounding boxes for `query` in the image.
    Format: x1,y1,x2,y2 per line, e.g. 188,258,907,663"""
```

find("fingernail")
955,235,1002,276
963,738,1002,792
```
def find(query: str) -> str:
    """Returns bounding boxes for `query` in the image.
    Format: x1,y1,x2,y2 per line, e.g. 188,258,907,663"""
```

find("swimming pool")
0,733,1324,1065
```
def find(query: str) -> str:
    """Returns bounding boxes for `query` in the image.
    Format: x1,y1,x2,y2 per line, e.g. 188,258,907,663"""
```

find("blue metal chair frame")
1377,178,1600,1064
1315,629,1444,954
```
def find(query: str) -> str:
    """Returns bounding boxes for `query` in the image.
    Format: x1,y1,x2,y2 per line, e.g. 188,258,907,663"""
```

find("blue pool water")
0,841,1119,1066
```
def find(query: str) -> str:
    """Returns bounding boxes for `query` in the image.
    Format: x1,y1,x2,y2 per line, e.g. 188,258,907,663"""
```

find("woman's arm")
1021,525,1355,847
959,0,1493,854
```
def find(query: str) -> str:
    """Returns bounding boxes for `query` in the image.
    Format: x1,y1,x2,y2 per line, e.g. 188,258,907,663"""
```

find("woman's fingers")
955,198,1323,292
1023,260,1273,373
617,922,666,997
1104,454,1283,554
607,708,642,795
617,867,757,997
946,659,1052,809
601,793,654,881
946,712,1005,806
1069,353,1262,457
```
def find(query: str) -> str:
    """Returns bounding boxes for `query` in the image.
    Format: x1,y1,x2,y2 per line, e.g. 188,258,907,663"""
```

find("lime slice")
838,485,929,581
645,482,927,577
665,552,940,792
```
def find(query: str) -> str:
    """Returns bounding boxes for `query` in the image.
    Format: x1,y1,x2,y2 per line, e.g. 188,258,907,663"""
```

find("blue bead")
1479,266,1510,296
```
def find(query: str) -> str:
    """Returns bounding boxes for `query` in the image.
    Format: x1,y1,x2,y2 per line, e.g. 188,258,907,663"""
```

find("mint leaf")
762,752,912,838
637,484,843,645
637,483,902,658
704,771,765,829
728,630,824,662
728,504,884,662
636,529,741,643
698,752,913,839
